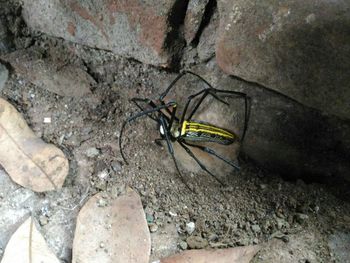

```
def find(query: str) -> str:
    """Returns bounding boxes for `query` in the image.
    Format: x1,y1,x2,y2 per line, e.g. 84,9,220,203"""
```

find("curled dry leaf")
0,98,69,192
1,217,60,263
1,47,94,97
72,188,151,263
159,246,260,263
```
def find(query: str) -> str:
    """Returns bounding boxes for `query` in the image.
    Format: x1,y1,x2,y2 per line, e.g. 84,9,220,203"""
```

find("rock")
22,0,188,67
173,64,350,182
146,213,154,224
210,67,350,182
295,213,309,224
328,232,350,263
259,184,267,190
184,0,210,44
2,47,94,97
39,215,49,226
149,223,158,233
169,211,178,217
216,0,350,119
179,240,188,250
111,161,122,172
276,218,290,230
186,222,195,235
186,235,208,249
197,8,219,62
208,233,218,242
0,63,8,92
251,224,261,234
85,147,100,158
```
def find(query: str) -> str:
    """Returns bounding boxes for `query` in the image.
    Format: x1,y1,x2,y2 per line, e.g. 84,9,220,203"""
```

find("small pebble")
98,169,109,180
100,242,105,248
208,233,218,242
146,213,154,224
43,117,51,123
295,213,309,224
111,161,122,172
179,241,188,250
149,223,158,233
86,147,100,158
260,184,267,190
186,222,195,235
39,215,49,226
169,211,177,217
186,235,208,249
251,224,261,233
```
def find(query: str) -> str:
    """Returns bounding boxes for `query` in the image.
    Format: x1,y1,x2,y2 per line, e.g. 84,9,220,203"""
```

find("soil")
0,2,350,263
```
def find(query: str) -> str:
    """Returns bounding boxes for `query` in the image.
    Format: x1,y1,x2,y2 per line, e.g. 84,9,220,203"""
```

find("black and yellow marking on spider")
180,120,236,145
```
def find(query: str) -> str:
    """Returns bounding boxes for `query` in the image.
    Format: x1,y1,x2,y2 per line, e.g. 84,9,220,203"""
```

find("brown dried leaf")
0,98,68,192
159,246,260,263
1,47,94,97
72,189,151,263
1,217,60,263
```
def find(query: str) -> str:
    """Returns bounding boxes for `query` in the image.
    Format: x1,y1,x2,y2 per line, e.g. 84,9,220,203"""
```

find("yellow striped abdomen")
180,120,237,145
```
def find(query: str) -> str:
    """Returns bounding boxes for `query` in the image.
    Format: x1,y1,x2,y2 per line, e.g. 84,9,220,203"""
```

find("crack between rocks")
163,0,190,70
191,0,217,47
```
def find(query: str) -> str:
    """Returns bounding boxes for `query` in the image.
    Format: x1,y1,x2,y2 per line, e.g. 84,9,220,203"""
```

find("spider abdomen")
180,120,237,145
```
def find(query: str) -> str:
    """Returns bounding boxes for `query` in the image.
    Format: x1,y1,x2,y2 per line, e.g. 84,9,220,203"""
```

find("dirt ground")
1,4,350,262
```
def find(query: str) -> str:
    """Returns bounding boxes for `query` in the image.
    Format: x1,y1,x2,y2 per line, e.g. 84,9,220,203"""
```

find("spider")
119,71,251,190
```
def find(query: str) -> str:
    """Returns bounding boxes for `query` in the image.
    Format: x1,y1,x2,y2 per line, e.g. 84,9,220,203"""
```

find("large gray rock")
2,47,95,97
22,0,187,67
183,63,350,182
216,0,350,119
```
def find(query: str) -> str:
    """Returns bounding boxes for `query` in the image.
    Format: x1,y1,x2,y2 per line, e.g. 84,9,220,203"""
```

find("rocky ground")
1,1,350,263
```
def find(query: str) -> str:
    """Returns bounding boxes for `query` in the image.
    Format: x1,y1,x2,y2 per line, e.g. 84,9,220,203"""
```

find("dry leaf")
0,98,69,192
1,47,94,97
1,217,60,263
72,189,151,263
159,246,260,263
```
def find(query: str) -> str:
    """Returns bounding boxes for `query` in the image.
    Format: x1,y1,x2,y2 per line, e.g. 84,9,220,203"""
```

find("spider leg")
119,102,176,164
178,141,226,186
182,142,240,171
130,98,158,122
159,70,217,100
159,117,193,192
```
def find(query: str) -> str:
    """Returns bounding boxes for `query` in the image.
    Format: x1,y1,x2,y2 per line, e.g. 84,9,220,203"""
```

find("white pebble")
169,211,177,217
186,222,195,235
43,117,51,123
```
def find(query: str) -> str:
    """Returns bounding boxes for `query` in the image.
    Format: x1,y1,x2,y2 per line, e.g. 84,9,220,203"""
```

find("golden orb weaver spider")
119,71,251,190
